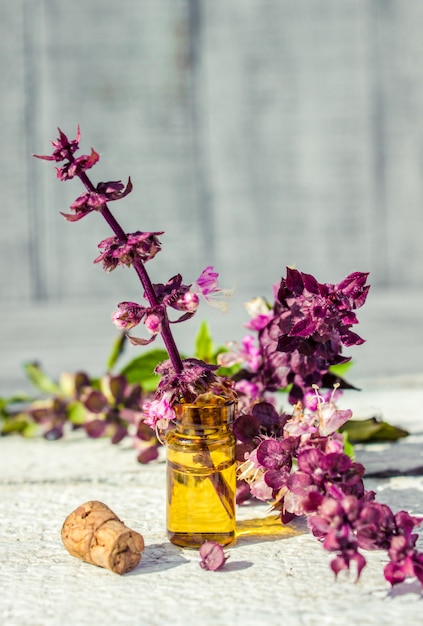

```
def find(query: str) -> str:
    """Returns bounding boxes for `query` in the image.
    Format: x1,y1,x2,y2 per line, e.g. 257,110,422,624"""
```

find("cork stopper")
61,501,144,574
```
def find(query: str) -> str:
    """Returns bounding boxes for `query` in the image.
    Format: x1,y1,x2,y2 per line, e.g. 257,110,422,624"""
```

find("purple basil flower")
382,510,423,585
153,275,191,310
35,127,237,456
233,402,286,445
304,494,367,580
240,267,370,403
256,438,292,472
94,230,162,270
144,312,163,335
111,274,203,347
96,180,134,199
288,448,365,501
55,148,100,181
112,301,146,330
33,126,81,162
199,541,229,571
26,397,69,440
191,266,234,311
34,126,100,182
355,502,397,551
174,291,200,313
329,543,367,581
62,179,133,223
112,301,168,345
217,335,261,372
79,374,144,444
244,297,274,331
384,537,422,585
147,358,236,420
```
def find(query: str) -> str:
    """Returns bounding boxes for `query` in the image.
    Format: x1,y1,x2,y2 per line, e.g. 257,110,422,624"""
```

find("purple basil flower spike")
33,126,81,162
34,127,237,407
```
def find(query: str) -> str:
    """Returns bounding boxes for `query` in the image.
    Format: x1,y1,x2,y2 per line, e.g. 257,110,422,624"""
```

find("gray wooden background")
2,0,423,391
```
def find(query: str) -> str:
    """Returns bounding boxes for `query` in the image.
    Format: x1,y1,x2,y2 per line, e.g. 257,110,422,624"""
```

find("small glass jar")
166,393,236,548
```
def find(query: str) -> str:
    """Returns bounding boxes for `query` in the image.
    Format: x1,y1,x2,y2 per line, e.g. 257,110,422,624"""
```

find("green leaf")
119,349,169,391
67,401,87,425
342,430,355,459
329,361,354,377
194,321,215,363
106,332,127,372
1,416,30,435
339,417,409,443
216,363,241,378
23,363,61,395
0,394,33,410
21,421,39,438
0,410,38,437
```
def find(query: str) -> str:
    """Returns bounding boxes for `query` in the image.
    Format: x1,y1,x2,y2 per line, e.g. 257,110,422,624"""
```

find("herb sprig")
16,127,420,587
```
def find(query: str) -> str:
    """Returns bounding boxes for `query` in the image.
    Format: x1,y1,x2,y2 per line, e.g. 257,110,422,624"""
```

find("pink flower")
250,474,274,501
112,302,166,345
192,266,233,312
194,266,220,295
217,335,261,372
244,297,274,331
142,394,175,430
234,379,262,401
112,302,145,330
318,403,352,437
174,291,200,313
310,385,352,436
284,412,317,437
144,312,163,335
304,388,337,412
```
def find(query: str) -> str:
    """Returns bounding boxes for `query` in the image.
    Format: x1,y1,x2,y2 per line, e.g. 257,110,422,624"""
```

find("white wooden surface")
1,384,423,625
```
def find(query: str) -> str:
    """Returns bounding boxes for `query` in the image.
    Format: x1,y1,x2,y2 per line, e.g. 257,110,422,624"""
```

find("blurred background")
1,0,423,394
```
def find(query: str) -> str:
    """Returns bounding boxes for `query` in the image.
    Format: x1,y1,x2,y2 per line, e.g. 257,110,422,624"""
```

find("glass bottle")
166,393,236,548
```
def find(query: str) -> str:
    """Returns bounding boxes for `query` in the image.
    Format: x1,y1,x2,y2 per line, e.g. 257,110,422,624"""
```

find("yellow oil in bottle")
166,395,236,548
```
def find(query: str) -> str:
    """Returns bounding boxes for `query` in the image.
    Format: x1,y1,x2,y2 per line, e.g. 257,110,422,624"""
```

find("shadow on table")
127,515,307,575
127,541,189,575
387,578,423,598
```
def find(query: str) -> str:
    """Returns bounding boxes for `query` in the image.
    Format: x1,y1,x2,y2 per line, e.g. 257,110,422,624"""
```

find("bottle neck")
174,397,235,436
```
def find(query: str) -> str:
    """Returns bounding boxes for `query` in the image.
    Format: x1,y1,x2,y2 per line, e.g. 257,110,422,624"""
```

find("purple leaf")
285,267,304,295
290,318,318,338
137,446,159,464
302,272,320,294
256,439,289,470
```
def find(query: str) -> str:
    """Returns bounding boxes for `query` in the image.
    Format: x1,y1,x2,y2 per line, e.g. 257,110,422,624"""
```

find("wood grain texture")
2,0,423,308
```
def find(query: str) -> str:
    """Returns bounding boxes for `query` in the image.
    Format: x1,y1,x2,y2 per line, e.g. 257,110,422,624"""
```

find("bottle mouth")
174,394,236,428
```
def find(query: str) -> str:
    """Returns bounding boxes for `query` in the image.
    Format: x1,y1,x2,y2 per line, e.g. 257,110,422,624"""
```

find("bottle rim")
174,397,236,428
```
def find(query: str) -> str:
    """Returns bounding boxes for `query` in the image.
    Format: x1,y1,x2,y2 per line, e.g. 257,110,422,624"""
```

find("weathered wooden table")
1,383,423,626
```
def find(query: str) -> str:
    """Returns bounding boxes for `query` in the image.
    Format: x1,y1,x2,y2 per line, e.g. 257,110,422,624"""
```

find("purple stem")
77,171,183,374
